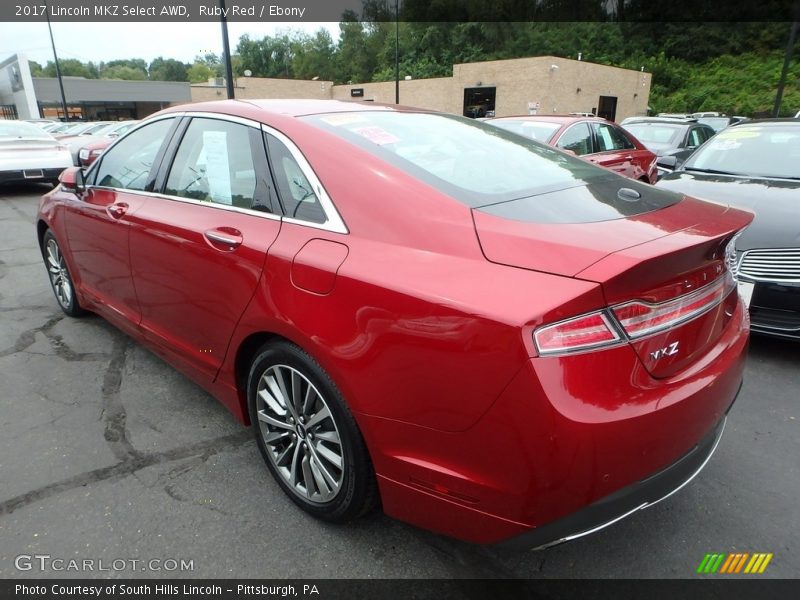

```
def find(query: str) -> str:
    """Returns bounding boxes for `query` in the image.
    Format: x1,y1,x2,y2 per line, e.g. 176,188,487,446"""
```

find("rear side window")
592,122,636,151
489,119,560,143
265,133,327,224
165,118,260,209
94,118,173,191
557,122,593,155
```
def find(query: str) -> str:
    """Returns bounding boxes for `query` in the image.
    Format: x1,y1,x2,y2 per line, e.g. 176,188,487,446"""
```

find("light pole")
773,20,798,117
219,0,235,99
44,1,69,120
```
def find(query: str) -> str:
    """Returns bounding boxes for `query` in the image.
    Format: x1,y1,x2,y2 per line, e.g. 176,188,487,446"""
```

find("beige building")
191,56,651,122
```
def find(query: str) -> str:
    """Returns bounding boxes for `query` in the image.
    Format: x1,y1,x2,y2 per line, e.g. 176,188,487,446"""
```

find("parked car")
657,119,800,340
0,120,73,186
621,117,716,174
38,100,753,548
67,121,140,166
696,116,748,132
488,115,658,183
52,122,97,138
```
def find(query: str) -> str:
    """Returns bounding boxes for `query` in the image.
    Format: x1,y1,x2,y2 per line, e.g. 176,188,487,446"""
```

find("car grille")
739,248,800,282
750,306,800,333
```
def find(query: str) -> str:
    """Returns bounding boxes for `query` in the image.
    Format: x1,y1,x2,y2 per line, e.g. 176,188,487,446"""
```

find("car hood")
657,171,800,251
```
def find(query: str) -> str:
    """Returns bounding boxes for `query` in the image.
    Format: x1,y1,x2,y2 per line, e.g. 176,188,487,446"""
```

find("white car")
0,121,73,186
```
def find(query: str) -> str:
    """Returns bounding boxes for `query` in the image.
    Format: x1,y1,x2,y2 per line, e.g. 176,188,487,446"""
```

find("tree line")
28,18,800,116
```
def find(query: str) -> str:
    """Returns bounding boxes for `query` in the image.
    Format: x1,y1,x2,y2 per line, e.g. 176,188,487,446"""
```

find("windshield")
684,124,800,180
303,111,606,207
697,117,729,132
487,119,561,143
623,123,684,151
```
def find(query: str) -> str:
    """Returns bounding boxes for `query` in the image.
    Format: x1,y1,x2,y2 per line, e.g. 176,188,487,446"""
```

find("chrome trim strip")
205,231,241,245
84,186,282,223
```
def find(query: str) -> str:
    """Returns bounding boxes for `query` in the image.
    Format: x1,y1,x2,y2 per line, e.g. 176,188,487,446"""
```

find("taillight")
534,312,622,355
611,274,734,339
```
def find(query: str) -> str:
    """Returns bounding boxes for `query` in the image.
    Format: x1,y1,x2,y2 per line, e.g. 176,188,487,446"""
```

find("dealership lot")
0,185,797,579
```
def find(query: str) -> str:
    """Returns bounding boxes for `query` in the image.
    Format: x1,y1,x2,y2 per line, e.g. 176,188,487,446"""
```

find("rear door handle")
204,228,243,250
106,202,129,219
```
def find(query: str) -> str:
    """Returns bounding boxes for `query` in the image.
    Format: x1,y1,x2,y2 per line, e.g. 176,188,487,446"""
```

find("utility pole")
44,1,69,120
219,0,235,99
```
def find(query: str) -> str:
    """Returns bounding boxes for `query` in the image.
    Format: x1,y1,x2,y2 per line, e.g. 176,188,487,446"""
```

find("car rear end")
301,109,753,546
0,121,73,185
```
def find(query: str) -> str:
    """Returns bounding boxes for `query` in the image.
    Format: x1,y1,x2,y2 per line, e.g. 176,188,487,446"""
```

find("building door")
597,96,618,121
463,87,496,118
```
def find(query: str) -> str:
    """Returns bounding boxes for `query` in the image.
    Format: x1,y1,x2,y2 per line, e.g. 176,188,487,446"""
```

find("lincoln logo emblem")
651,341,680,361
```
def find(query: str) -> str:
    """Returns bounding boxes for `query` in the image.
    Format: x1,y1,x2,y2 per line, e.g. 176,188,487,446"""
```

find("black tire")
41,229,86,317
247,341,377,523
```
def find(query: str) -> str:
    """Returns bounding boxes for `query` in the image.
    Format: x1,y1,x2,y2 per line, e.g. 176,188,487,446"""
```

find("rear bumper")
362,298,749,546
497,408,732,550
0,167,66,184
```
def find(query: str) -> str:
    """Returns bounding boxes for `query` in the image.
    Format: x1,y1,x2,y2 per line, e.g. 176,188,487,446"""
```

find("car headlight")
725,232,743,281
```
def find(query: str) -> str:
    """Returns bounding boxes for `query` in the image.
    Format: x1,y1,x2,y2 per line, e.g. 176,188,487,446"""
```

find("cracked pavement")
0,185,798,580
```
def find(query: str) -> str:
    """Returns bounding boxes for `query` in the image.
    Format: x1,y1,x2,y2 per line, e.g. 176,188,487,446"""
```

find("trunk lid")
472,183,754,377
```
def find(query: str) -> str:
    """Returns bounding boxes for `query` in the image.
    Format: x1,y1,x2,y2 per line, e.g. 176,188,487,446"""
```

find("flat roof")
32,77,191,103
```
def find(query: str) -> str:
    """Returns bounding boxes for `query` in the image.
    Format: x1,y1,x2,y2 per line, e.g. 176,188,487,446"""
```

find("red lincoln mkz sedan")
37,100,752,548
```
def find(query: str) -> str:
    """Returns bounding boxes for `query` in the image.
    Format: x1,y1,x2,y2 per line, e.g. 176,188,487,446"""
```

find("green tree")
187,62,216,84
148,57,189,81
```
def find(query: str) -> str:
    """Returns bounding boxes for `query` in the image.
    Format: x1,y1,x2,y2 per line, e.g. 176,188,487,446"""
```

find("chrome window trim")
260,122,349,235
85,186,282,223
85,111,348,235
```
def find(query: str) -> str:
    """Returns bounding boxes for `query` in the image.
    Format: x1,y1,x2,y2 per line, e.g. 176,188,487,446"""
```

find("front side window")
165,118,259,209
94,118,174,191
556,122,593,155
592,123,635,152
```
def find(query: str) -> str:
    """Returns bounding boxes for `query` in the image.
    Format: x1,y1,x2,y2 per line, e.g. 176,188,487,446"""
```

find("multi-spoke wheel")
42,230,85,317
248,341,377,522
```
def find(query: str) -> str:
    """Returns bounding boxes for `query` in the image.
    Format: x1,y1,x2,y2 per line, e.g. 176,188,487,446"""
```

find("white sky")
0,22,343,66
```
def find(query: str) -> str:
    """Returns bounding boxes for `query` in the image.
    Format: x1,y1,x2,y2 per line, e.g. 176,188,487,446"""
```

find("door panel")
62,117,177,323
63,187,144,322
127,116,280,379
128,200,280,378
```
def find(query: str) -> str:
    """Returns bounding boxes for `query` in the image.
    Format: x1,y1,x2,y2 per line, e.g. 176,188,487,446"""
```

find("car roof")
164,99,412,119
624,117,698,125
490,115,606,124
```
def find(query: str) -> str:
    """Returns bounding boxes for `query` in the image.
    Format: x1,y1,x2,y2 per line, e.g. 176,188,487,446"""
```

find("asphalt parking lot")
0,184,798,580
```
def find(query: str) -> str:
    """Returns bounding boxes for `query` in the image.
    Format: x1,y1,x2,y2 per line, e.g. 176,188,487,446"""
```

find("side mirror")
59,166,86,194
656,155,678,170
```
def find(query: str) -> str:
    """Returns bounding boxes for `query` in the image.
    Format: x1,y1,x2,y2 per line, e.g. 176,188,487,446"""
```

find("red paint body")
37,100,753,545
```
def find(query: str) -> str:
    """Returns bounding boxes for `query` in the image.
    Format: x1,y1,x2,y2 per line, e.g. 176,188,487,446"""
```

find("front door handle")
204,228,243,250
106,202,129,219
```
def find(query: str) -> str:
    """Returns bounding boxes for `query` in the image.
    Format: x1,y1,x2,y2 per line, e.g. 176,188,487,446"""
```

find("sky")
0,22,343,66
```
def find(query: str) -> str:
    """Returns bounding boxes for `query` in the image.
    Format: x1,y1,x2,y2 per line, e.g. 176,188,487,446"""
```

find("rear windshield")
0,121,53,139
684,124,800,180
623,123,684,151
487,119,561,143
302,111,608,207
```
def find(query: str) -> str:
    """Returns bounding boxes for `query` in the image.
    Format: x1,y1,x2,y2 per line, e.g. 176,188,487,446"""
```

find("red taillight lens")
534,312,621,355
612,274,733,339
